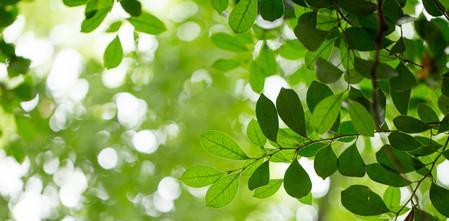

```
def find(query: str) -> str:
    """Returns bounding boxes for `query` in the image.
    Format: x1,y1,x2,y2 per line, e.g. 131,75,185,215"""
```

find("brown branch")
370,0,387,127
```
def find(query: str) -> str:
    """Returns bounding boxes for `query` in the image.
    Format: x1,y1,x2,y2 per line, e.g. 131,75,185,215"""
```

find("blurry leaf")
366,163,411,187
81,0,113,33
256,94,278,141
248,161,270,190
212,58,240,71
310,94,343,134
259,0,284,21
253,179,282,199
276,88,307,137
430,183,449,217
211,33,248,52
409,136,442,156
341,185,389,216
306,81,333,112
278,40,306,60
7,56,30,76
314,145,337,179
392,90,410,115
247,119,266,147
390,63,417,91
103,36,123,69
228,0,258,33
388,131,421,151
315,57,343,83
254,43,277,76
284,160,311,198
200,130,248,160
439,95,449,114
128,12,166,34
180,166,223,187
63,0,87,7
354,57,398,79
418,103,439,123
105,21,122,32
338,143,365,177
294,12,328,51
439,114,449,133
383,187,401,210
337,0,376,16
210,0,228,14
442,73,449,97
298,192,312,205
414,208,438,221
390,38,405,55
344,27,392,51
393,115,429,133
120,0,142,17
348,101,375,137
206,173,240,208
422,0,445,16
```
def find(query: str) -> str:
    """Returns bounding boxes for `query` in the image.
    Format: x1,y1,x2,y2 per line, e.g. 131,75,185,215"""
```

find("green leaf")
409,136,442,156
210,0,228,14
247,119,266,147
211,32,248,52
341,185,389,216
366,163,411,187
389,38,405,55
105,21,122,33
254,43,277,76
439,95,449,114
200,130,248,160
120,0,142,17
376,145,424,173
344,27,392,51
248,161,270,190
103,36,123,69
298,142,328,157
253,179,282,199
338,143,365,177
392,89,410,115
212,58,240,71
228,0,258,33
315,57,343,83
206,174,240,208
430,183,449,217
383,186,401,210
389,63,417,92
276,88,307,137
298,192,312,205
423,0,445,16
275,128,307,149
418,103,439,124
294,12,328,51
256,94,278,141
180,166,223,187
439,114,449,133
388,131,421,151
314,145,337,179
348,101,375,137
414,208,438,221
337,0,376,16
284,160,312,198
81,0,113,33
278,40,306,60
306,81,333,112
354,57,398,79
7,56,30,76
63,0,87,7
443,73,449,97
393,115,430,133
128,12,166,35
259,0,284,21
310,94,343,134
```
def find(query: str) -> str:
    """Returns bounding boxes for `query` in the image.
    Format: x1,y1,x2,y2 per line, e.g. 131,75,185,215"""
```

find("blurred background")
2,0,449,221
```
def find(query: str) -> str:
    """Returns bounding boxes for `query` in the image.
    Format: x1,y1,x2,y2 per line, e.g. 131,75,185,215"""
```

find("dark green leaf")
276,88,307,137
284,160,311,198
206,174,240,208
344,27,392,51
354,57,398,79
376,145,425,173
388,131,421,151
314,145,337,179
341,185,389,216
256,94,278,141
248,161,270,190
442,73,449,97
338,143,365,177
259,0,284,21
423,0,445,16
315,57,343,83
367,163,411,187
418,103,439,124
298,142,328,157
306,81,333,112
430,183,449,217
393,115,430,133
390,63,417,91
120,0,142,17
294,12,328,51
392,89,410,115
200,130,248,160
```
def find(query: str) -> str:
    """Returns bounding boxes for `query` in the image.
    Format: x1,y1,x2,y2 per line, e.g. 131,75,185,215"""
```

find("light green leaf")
366,163,411,187
383,186,401,210
200,130,248,160
180,166,223,187
315,57,343,83
348,101,375,137
206,173,240,208
211,32,248,52
228,0,258,33
210,0,228,14
253,179,282,199
259,0,284,21
104,36,123,69
247,119,266,147
310,94,343,134
128,12,166,35
294,12,328,51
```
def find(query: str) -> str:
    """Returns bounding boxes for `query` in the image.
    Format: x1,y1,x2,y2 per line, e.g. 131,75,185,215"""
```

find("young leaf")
310,94,343,134
348,101,375,137
338,143,365,177
314,145,337,179
276,88,307,137
210,0,228,14
128,12,166,35
284,160,312,199
248,161,270,190
256,94,279,141
104,36,123,69
383,186,401,209
306,81,333,112
211,33,248,52
294,12,328,51
366,163,411,187
388,131,421,151
212,58,240,71
206,173,240,208
341,185,389,216
247,119,266,147
315,57,343,83
430,183,449,217
200,130,248,160
418,103,439,123
180,166,223,187
393,115,430,133
253,179,282,199
259,0,284,21
228,0,258,33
